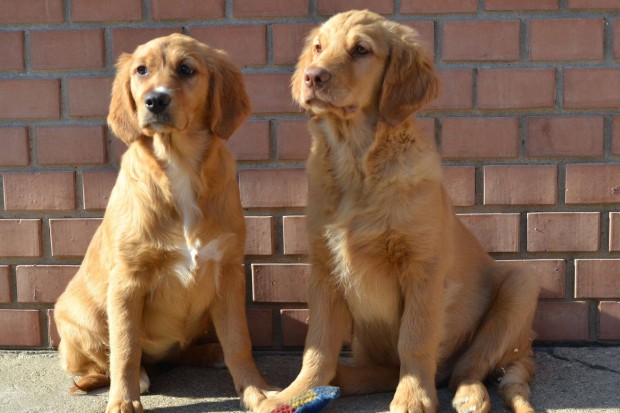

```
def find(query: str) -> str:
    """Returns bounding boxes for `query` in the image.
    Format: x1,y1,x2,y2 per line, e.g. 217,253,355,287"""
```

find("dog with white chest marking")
54,34,275,413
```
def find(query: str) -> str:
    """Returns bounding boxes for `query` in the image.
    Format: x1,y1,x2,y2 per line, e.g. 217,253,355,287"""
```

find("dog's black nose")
144,91,171,114
304,67,331,89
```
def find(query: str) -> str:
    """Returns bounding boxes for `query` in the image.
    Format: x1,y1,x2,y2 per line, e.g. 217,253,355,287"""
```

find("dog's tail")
69,374,110,394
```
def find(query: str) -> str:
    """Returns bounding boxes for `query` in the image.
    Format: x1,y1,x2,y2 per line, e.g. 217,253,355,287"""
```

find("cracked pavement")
0,347,618,412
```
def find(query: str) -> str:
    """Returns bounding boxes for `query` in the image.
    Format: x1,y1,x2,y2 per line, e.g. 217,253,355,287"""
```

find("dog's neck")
151,131,211,243
316,110,378,159
311,112,442,203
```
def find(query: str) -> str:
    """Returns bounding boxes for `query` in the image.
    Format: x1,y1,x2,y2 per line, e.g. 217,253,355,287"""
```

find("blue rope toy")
269,386,340,413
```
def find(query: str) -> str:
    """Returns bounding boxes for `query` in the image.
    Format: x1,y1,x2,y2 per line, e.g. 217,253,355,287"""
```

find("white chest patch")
168,161,201,241
173,238,224,287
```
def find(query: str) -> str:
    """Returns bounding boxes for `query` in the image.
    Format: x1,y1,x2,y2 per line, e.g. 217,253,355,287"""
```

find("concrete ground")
0,347,618,413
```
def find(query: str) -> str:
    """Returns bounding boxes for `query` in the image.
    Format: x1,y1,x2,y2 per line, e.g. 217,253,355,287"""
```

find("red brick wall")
1,0,619,349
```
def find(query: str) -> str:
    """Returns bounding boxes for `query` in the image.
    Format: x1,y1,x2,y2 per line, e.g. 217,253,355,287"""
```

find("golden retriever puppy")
54,34,274,413
259,10,539,413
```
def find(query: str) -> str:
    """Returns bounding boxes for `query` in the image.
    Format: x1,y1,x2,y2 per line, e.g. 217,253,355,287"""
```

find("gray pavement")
0,347,618,413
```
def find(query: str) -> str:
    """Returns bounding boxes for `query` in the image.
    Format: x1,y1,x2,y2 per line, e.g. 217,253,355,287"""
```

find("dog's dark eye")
352,45,369,57
136,65,148,76
179,64,195,77
314,44,322,54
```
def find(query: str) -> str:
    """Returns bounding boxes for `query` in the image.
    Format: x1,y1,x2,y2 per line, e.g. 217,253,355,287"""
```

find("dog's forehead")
316,17,388,55
132,35,203,65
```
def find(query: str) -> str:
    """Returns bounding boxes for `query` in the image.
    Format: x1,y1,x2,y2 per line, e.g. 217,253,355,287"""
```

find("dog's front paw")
241,385,281,412
105,399,143,413
452,381,490,413
390,380,437,413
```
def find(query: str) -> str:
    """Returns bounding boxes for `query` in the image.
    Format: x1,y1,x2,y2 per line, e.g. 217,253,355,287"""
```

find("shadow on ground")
0,347,618,412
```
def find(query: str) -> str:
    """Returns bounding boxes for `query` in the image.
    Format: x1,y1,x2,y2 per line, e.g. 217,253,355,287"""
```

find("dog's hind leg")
448,263,539,413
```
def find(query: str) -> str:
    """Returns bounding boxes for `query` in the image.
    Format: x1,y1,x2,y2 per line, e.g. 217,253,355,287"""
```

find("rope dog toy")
270,386,340,413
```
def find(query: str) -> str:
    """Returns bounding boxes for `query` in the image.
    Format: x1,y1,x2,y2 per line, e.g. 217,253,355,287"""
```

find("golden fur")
259,10,539,413
54,34,274,413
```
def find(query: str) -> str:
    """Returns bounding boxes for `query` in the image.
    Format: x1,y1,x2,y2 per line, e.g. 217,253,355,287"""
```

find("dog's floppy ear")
291,28,319,107
205,49,251,140
379,23,439,126
108,53,142,145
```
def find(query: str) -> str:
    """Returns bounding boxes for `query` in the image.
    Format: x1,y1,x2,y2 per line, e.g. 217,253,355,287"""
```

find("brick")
0,310,41,346
273,23,317,66
0,266,10,303
67,77,113,118
443,20,519,61
599,301,620,340
82,171,118,210
564,68,620,109
0,128,29,166
247,308,273,347
16,265,78,303
401,0,477,13
478,69,556,109
0,0,63,24
409,22,435,53
533,301,589,341
441,117,519,158
530,19,604,61
239,169,307,208
483,165,557,205
49,219,102,258
417,117,435,139
575,259,620,298
443,166,475,207
244,73,299,114
36,126,106,165
527,212,600,252
245,216,274,255
0,79,60,120
568,0,620,9
283,216,308,255
485,0,558,10
527,116,604,157
0,32,24,71
190,25,267,66
427,70,473,110
48,309,60,348
3,172,75,211
565,164,620,204
317,0,394,15
280,309,309,347
233,0,308,17
112,28,182,59
0,220,42,257
612,116,620,155
151,0,224,20
31,30,104,70
502,259,566,299
252,264,310,303
72,0,141,22
457,213,520,253
615,19,620,58
277,120,311,161
610,212,620,251
227,121,270,161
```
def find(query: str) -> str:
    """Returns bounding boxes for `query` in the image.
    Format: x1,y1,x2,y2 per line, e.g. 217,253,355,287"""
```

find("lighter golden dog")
259,10,539,413
54,34,274,413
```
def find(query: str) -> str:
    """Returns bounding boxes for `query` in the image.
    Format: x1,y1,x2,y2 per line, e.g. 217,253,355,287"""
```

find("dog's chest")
173,237,224,285
167,161,201,238
325,223,402,327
